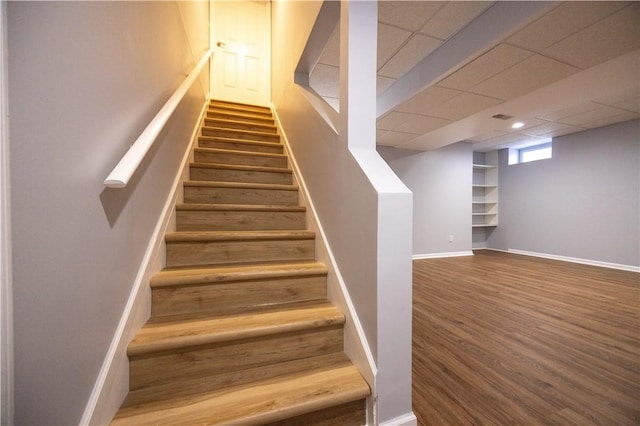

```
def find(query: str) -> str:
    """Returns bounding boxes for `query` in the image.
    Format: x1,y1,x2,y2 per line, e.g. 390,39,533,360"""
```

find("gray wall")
7,2,208,424
379,142,473,256
488,119,640,268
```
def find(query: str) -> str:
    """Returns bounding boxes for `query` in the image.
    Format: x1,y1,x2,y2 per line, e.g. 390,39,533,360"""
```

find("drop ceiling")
309,1,640,152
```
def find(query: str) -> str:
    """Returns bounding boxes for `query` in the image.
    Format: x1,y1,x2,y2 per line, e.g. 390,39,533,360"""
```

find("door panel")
211,1,271,106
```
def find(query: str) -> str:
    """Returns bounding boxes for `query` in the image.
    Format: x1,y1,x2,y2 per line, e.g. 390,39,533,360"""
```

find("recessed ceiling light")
511,122,525,129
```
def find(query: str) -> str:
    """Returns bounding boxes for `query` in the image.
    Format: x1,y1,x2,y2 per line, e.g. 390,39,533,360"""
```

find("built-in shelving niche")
472,151,498,249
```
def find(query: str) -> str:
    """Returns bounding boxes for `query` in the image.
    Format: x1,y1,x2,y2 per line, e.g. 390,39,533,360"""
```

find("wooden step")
206,108,275,124
183,181,299,206
119,352,350,410
194,147,288,168
190,162,293,185
176,203,306,231
150,261,328,317
112,362,369,425
127,303,344,390
209,100,272,116
202,126,280,143
199,135,283,154
165,230,316,267
203,117,278,133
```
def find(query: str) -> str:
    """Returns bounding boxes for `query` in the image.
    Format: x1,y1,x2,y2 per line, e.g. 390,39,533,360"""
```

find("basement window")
508,140,552,165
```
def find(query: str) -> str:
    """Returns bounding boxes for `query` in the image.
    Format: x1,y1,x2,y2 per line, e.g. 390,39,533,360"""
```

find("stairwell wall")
271,1,414,424
7,2,208,425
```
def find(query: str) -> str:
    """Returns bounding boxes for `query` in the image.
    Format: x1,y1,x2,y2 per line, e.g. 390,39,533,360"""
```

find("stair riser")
266,399,367,426
202,127,280,143
203,118,277,134
194,150,288,168
199,138,283,154
151,275,327,317
206,110,274,124
210,103,272,116
190,167,293,185
184,186,298,206
129,326,344,390
176,210,306,231
165,238,315,267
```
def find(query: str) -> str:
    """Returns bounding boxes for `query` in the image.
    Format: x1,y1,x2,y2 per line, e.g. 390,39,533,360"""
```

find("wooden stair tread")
207,110,275,123
199,135,282,147
112,363,369,425
204,117,277,131
127,302,344,357
151,261,328,288
194,147,287,159
119,352,351,410
209,100,272,113
190,162,292,174
183,180,298,191
202,125,278,139
166,230,314,242
175,203,305,212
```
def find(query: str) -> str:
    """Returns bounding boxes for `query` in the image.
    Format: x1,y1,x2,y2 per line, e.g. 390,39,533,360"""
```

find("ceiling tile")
395,86,461,114
426,92,504,121
594,93,640,113
558,104,635,126
378,1,445,31
467,130,506,142
394,115,452,134
543,2,640,69
610,97,640,114
377,111,418,131
421,1,494,40
378,34,442,79
309,63,339,98
377,76,397,94
507,1,630,52
473,133,544,150
521,121,578,137
537,102,600,121
377,130,418,146
580,111,639,129
378,23,412,69
437,44,534,91
545,125,586,138
470,54,580,100
318,23,340,67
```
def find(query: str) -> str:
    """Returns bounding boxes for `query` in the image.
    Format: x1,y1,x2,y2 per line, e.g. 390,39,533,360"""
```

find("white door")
211,1,271,106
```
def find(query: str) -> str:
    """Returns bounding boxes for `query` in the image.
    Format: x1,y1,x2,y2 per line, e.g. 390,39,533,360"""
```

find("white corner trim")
504,249,640,273
0,2,14,423
80,99,209,426
270,102,377,378
379,412,418,426
413,251,474,260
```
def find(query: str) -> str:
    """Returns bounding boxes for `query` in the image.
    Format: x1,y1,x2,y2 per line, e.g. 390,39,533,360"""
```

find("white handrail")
104,49,213,188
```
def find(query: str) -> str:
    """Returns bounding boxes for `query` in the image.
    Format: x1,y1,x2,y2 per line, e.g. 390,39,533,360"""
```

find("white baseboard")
379,412,418,426
487,248,639,273
413,251,474,260
80,99,209,426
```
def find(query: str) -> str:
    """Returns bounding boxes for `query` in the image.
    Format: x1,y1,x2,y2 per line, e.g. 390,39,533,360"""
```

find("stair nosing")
165,230,315,243
194,147,287,159
198,135,282,147
203,117,277,131
127,302,344,357
175,203,305,212
183,180,298,190
150,261,328,288
190,162,293,174
202,126,279,138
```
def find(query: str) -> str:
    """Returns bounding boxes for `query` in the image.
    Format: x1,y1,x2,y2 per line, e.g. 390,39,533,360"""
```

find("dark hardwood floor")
413,250,639,425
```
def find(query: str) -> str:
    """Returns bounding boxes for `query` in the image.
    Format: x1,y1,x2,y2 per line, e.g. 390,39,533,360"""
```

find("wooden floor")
413,250,639,425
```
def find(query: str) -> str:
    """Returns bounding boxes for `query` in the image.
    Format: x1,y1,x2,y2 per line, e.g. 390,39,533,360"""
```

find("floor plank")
413,250,640,425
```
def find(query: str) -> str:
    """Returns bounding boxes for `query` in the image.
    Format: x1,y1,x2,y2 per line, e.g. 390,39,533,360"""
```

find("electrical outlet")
449,235,453,243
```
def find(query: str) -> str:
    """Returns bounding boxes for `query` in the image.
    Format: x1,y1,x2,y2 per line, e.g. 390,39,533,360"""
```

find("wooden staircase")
112,100,370,425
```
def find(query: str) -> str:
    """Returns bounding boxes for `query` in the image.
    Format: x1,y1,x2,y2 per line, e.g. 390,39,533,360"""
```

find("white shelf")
472,152,498,230
472,213,496,216
472,184,497,188
472,224,498,228
473,164,496,170
472,201,497,204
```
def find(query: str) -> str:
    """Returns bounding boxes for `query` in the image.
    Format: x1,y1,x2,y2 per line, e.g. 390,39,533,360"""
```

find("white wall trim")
413,251,474,260
80,99,209,426
379,411,418,426
486,248,640,273
0,2,14,423
271,101,378,391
